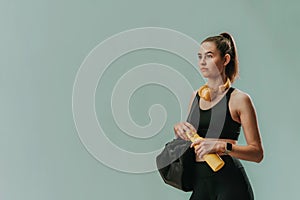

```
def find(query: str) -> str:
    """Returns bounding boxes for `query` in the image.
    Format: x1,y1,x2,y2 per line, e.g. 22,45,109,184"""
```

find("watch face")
227,143,232,151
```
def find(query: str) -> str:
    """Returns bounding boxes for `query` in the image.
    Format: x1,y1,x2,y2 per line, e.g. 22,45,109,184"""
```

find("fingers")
192,139,220,159
174,122,193,141
190,138,202,148
196,145,207,159
174,127,189,140
194,142,208,159
184,122,197,133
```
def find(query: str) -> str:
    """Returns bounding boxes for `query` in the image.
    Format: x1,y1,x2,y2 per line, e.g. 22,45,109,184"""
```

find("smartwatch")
224,142,232,155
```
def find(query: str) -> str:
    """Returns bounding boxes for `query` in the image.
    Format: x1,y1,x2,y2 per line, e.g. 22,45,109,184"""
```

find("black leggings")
189,155,254,200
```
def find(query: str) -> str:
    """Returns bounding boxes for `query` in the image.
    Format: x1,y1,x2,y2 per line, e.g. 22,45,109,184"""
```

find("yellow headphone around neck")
198,78,231,101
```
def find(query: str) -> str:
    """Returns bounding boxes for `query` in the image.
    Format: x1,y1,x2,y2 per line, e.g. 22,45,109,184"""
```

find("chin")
200,72,210,78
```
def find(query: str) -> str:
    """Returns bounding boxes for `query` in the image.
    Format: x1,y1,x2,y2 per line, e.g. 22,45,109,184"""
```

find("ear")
224,54,231,66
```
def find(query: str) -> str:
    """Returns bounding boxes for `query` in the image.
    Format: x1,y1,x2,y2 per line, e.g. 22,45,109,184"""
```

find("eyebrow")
197,51,214,55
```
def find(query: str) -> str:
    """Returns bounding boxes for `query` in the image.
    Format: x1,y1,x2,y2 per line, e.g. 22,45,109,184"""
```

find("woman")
174,32,264,200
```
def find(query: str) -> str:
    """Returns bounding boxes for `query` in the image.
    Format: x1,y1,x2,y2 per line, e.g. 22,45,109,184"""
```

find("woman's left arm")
225,92,264,163
191,92,264,163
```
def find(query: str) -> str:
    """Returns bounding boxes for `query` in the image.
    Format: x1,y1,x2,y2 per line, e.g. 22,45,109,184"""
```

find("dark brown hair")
201,32,239,83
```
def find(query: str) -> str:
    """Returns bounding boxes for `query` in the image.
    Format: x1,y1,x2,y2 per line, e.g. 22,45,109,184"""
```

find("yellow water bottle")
185,131,225,172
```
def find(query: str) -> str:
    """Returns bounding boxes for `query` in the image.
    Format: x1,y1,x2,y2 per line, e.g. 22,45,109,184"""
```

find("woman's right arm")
174,91,197,140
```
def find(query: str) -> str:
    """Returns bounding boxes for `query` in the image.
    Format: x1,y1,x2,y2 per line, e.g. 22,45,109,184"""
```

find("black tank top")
186,87,241,140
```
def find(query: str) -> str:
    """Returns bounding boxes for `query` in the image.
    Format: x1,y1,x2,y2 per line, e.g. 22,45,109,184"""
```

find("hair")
201,32,239,83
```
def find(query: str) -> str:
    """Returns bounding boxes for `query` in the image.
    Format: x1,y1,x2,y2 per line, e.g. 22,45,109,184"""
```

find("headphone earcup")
198,85,211,101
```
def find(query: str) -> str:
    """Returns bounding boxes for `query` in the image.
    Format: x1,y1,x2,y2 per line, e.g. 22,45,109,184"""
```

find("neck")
206,75,227,90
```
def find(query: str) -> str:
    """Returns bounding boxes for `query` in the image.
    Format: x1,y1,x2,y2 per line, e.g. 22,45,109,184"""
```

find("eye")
198,55,202,59
206,54,213,58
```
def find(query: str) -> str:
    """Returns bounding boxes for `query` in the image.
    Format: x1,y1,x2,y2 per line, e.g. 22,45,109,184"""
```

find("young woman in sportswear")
173,32,264,200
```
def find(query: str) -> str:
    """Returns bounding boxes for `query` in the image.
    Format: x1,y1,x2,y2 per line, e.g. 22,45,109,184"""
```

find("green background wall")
1,0,299,199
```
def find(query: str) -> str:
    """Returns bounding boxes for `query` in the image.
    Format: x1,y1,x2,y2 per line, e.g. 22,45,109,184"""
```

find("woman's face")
198,41,225,79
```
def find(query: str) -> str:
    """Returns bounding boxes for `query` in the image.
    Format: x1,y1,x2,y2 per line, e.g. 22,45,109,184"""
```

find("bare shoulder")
231,88,254,111
189,90,198,105
231,88,252,102
187,90,198,114
192,90,197,98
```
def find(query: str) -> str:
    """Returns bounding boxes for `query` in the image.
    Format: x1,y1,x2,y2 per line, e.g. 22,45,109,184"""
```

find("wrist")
217,142,227,154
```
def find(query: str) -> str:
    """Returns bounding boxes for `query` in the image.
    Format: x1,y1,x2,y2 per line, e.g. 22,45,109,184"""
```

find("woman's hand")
173,122,197,141
190,138,226,159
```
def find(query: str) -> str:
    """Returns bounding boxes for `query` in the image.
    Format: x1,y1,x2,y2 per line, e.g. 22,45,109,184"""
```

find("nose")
199,56,206,66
